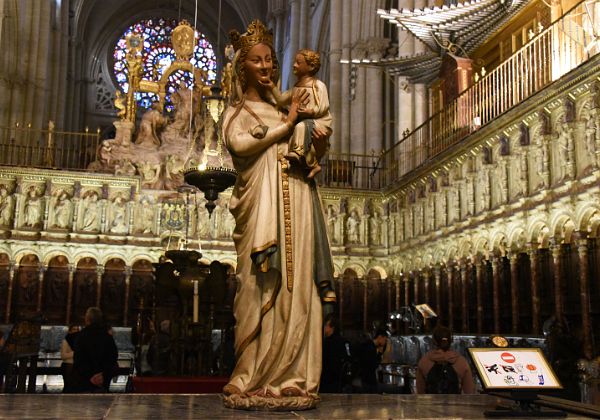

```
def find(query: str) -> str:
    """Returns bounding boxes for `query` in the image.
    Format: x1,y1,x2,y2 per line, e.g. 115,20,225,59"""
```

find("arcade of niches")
0,0,598,366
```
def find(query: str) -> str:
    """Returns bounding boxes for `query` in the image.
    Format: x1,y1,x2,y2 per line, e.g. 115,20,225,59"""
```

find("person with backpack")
416,325,475,394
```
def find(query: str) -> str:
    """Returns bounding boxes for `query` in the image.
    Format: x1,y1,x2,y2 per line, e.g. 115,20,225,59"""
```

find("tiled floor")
0,393,593,419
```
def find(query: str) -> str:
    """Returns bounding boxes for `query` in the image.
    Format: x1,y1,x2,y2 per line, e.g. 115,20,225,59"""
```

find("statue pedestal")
223,394,319,411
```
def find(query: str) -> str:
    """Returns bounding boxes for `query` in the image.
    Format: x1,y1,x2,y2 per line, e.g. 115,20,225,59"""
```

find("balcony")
323,0,600,190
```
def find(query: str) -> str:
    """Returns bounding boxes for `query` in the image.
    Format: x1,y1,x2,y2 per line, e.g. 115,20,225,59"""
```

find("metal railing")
320,152,385,190
0,123,101,171
322,0,599,190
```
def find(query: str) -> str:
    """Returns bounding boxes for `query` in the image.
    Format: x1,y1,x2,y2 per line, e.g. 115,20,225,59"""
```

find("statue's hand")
259,79,275,90
311,126,330,158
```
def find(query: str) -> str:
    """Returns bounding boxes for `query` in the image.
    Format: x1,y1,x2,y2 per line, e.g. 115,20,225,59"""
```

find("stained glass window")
113,18,217,112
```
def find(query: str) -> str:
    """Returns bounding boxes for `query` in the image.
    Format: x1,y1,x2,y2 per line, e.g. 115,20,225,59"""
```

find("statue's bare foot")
281,387,304,397
306,164,321,179
284,151,301,162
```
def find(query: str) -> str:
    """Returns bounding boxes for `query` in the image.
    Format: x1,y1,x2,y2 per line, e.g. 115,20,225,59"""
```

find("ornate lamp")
184,69,237,216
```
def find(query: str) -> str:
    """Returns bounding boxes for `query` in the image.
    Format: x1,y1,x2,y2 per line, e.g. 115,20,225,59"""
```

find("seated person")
60,325,80,393
416,325,475,394
73,307,118,392
320,314,351,393
356,329,389,393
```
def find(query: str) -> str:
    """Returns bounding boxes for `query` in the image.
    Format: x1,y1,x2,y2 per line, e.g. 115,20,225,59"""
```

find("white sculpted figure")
53,191,72,229
137,197,155,234
221,20,334,410
267,49,333,180
326,205,337,243
369,211,383,245
110,195,128,234
347,209,360,243
23,187,42,227
81,191,100,232
0,186,14,226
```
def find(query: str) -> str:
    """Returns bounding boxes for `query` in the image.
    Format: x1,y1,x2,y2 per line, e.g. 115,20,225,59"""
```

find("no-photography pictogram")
500,352,516,363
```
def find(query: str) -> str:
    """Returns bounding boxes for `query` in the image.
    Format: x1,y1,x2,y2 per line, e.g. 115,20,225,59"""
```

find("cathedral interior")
1,0,600,416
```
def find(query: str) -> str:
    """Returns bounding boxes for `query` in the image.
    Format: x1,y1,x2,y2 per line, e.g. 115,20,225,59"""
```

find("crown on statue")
229,20,273,52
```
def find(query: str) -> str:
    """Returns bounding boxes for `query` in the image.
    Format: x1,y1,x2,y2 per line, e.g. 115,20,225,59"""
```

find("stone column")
340,0,352,152
403,274,411,307
499,157,509,204
576,235,593,359
298,0,309,47
329,0,343,152
433,265,442,318
95,265,104,308
474,257,484,334
550,240,564,321
491,255,502,333
5,261,16,323
527,246,541,334
446,263,454,330
37,264,47,312
413,271,420,304
123,266,132,326
459,259,469,332
65,263,76,324
509,252,520,334
394,277,401,332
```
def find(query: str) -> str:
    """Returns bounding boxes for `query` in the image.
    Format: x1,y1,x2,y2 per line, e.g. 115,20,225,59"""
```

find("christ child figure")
267,49,333,179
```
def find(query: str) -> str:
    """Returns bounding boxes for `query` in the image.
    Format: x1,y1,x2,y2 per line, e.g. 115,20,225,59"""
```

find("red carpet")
132,376,229,394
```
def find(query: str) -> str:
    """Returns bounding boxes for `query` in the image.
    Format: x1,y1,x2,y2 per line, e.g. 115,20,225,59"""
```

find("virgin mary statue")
221,20,336,410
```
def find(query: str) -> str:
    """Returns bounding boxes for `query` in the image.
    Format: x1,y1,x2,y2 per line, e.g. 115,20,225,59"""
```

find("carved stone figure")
584,113,597,163
369,211,383,245
221,19,333,410
81,191,100,232
326,205,337,243
137,161,162,189
53,191,72,229
137,197,155,234
23,187,42,227
110,195,128,234
114,159,137,176
347,210,360,243
0,185,14,226
134,102,166,148
164,154,185,190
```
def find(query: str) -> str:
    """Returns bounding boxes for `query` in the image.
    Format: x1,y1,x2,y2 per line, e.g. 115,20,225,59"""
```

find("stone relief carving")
346,209,361,244
52,190,72,229
109,194,129,235
0,184,15,227
81,191,101,232
23,186,43,228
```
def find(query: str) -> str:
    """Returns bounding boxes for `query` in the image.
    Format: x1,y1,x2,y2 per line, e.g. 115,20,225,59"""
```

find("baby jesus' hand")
259,79,275,90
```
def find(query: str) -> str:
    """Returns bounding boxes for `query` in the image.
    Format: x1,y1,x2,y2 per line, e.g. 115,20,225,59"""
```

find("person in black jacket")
357,329,388,393
73,307,118,393
320,315,350,393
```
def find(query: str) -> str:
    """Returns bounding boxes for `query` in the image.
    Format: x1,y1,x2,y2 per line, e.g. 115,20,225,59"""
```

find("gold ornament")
172,20,195,61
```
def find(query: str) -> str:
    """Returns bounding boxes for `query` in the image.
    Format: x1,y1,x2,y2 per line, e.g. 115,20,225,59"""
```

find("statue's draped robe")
223,99,326,397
